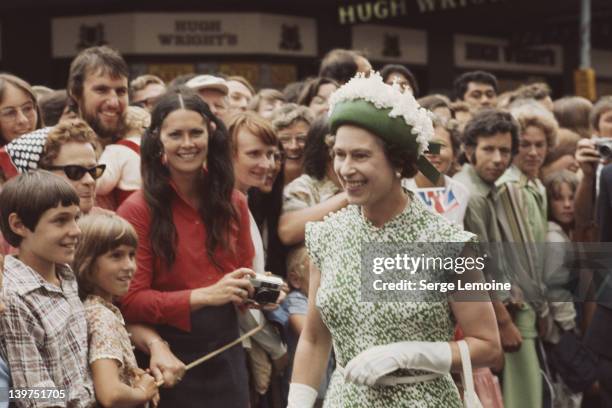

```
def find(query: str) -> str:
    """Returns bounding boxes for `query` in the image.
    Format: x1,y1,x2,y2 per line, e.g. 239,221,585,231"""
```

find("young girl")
73,213,159,408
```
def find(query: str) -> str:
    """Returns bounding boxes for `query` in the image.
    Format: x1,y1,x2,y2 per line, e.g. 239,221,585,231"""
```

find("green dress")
305,192,475,408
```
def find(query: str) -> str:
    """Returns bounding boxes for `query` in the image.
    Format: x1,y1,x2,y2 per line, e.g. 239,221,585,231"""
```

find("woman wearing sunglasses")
39,119,106,215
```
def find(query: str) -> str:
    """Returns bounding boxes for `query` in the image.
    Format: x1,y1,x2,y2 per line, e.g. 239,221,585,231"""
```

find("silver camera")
593,137,612,161
249,274,283,304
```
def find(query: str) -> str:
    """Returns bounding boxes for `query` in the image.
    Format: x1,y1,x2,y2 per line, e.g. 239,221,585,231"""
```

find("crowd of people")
0,44,610,408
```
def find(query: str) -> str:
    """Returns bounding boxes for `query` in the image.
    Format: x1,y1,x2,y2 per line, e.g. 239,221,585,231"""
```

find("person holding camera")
117,89,256,407
573,96,612,242
227,111,288,403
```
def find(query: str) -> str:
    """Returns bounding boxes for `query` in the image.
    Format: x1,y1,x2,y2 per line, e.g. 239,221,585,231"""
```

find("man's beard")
81,108,124,143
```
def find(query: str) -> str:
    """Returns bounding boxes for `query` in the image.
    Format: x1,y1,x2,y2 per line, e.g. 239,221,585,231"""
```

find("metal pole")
580,0,591,68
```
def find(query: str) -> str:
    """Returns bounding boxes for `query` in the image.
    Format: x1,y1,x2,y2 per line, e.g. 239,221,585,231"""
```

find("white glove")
344,341,452,386
287,383,318,408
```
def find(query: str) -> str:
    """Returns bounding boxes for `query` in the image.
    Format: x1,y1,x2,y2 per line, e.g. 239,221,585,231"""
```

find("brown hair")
296,77,339,107
418,94,451,113
543,170,578,225
39,119,101,169
553,96,592,138
68,46,128,102
544,128,581,165
509,82,551,103
73,213,138,299
0,171,79,247
248,89,285,112
590,96,612,133
227,111,278,154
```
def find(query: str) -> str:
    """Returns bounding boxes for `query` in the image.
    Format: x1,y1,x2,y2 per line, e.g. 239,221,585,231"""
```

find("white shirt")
96,136,142,195
402,175,471,227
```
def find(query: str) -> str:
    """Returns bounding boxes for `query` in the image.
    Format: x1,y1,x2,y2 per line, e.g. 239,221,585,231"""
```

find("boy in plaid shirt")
0,171,94,407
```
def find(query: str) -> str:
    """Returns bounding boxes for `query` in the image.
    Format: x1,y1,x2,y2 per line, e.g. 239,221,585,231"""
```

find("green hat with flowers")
328,72,440,183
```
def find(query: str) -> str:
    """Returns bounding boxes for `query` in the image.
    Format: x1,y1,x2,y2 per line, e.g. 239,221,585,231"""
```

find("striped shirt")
0,256,94,407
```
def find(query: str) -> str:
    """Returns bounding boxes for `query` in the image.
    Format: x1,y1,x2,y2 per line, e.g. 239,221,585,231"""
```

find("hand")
134,372,159,402
498,319,522,352
192,268,255,307
575,138,600,178
148,341,186,388
247,273,286,311
287,383,317,408
344,341,452,386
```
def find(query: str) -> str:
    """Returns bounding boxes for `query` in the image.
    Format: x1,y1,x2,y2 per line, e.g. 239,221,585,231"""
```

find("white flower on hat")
328,71,434,156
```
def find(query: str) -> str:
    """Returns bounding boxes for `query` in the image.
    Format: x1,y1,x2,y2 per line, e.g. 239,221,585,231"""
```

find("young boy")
0,171,95,407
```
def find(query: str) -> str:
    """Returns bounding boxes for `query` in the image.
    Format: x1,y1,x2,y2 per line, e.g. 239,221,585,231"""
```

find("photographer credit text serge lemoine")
370,253,511,293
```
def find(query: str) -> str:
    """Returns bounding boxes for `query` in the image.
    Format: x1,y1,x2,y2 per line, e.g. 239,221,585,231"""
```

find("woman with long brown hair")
117,88,255,407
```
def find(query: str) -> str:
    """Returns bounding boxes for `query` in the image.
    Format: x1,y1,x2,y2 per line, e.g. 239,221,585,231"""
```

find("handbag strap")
458,340,476,397
458,340,485,408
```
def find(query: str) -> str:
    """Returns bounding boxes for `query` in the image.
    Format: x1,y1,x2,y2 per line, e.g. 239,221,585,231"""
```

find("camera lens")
598,144,612,161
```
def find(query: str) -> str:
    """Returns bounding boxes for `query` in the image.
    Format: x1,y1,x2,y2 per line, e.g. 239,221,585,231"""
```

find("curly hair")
270,103,314,131
141,87,237,268
39,118,102,169
463,109,520,156
123,106,151,135
510,99,558,148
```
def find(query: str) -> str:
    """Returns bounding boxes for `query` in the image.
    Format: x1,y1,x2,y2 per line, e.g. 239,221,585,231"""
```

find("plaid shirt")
0,256,94,408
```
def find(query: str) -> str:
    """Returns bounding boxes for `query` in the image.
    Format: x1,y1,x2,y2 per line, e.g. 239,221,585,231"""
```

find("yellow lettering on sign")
338,5,356,24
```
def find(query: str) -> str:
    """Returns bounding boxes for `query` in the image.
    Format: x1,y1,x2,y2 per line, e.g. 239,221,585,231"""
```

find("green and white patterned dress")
305,192,475,408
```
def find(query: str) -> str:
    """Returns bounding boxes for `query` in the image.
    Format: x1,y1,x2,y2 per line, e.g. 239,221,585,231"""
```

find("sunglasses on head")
45,164,106,181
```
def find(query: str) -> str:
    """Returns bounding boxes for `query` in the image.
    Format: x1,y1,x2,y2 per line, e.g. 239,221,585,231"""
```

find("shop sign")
454,34,563,74
416,0,505,13
52,13,317,57
338,0,505,24
339,0,408,25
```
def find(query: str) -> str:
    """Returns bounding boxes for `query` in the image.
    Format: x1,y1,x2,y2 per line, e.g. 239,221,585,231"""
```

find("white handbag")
458,340,484,408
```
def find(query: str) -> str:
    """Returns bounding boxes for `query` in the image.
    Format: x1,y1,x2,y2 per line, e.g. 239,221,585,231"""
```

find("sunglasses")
45,164,106,181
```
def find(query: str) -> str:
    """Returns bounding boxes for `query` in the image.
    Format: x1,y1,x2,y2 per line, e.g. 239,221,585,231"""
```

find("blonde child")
73,213,159,407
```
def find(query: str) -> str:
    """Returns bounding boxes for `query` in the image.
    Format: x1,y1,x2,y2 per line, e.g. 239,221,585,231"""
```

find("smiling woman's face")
333,124,396,208
0,82,38,143
278,120,309,165
159,108,209,177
